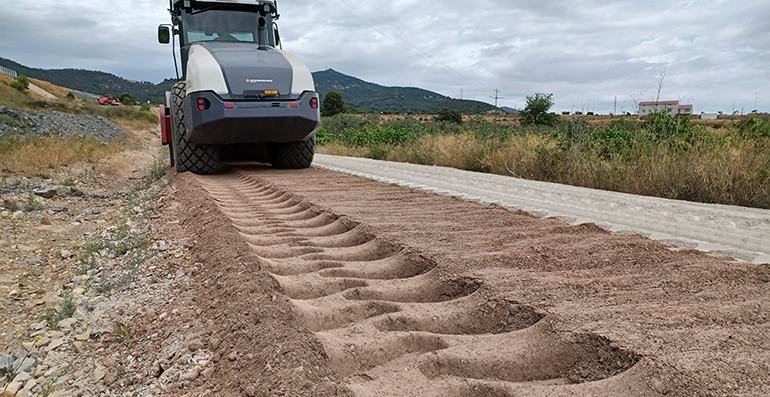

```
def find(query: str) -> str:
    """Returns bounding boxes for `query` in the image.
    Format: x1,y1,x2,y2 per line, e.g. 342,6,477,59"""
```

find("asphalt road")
313,154,770,264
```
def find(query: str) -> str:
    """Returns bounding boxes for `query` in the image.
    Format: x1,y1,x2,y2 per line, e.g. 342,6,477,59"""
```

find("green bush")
117,93,135,106
346,124,417,146
9,75,30,92
587,127,637,159
343,102,357,114
0,114,20,128
739,118,770,140
644,112,690,139
436,107,463,124
66,92,76,100
562,119,593,139
520,93,557,127
316,127,337,145
609,119,641,134
140,103,151,112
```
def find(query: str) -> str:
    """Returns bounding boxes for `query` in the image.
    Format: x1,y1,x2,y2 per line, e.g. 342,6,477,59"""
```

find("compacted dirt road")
148,164,769,396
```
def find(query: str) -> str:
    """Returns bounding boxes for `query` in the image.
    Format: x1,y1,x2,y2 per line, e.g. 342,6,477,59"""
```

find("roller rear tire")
170,82,220,175
269,137,315,169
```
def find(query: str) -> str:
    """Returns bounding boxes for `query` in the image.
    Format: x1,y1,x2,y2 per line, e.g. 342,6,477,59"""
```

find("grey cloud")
0,0,767,113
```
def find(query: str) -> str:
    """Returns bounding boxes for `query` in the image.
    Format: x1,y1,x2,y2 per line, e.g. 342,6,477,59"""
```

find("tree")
519,93,557,127
9,75,30,92
343,102,357,114
321,91,345,117
66,92,76,100
436,107,463,124
118,93,135,106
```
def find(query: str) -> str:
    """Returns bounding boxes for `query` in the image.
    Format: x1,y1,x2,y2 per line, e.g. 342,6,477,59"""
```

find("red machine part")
159,105,173,146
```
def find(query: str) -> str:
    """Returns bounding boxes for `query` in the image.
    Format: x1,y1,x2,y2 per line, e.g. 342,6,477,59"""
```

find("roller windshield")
181,9,275,46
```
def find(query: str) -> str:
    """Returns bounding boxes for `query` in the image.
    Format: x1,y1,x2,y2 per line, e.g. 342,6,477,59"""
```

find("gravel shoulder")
0,118,169,396
313,154,770,264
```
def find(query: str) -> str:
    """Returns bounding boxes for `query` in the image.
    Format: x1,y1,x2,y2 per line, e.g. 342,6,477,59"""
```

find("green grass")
139,149,170,190
75,162,164,291
41,289,76,329
318,113,770,209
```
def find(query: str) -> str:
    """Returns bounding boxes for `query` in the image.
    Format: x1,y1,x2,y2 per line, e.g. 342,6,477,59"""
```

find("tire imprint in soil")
195,170,643,396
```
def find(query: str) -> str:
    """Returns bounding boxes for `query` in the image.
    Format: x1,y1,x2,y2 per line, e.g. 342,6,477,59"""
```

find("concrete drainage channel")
313,154,770,265
194,171,646,396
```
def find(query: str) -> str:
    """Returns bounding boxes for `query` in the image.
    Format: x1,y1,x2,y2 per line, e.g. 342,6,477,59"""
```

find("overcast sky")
1,0,768,113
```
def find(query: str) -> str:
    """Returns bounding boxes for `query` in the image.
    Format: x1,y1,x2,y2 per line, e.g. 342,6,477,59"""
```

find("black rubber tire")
269,136,315,169
170,82,220,174
168,142,175,167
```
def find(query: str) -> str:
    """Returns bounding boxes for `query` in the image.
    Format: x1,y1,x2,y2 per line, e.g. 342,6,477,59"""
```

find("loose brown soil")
4,150,768,396
127,164,769,396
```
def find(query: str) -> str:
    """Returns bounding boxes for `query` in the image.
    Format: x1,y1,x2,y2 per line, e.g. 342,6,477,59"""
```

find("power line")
490,89,505,108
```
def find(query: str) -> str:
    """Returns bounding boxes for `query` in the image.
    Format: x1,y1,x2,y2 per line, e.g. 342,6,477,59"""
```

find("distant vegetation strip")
317,113,770,209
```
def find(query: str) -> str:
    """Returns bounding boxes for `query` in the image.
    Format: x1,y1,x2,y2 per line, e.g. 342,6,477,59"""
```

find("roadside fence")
0,66,18,78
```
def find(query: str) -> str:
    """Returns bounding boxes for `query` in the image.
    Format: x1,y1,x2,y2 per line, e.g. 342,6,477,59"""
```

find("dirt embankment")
0,117,165,397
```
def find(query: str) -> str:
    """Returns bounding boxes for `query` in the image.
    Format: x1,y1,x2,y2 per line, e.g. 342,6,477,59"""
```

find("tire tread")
171,82,220,174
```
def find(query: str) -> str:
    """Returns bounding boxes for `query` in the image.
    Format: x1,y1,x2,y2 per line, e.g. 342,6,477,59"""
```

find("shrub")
140,103,151,112
739,118,770,140
66,92,76,100
436,107,463,124
609,119,641,134
520,93,557,127
562,119,593,139
343,102,357,114
316,127,337,145
9,75,30,92
0,114,20,128
321,113,370,137
588,127,637,158
644,112,690,139
118,93,135,106
346,124,417,146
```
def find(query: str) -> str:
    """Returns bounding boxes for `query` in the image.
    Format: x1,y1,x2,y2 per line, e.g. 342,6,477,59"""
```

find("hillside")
0,57,175,104
0,58,498,114
313,69,498,114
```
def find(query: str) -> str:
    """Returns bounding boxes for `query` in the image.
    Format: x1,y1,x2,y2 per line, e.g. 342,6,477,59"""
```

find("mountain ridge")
0,57,498,114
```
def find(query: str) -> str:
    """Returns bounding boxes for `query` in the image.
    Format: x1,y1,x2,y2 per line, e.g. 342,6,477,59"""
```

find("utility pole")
490,89,505,108
614,96,617,115
460,88,463,100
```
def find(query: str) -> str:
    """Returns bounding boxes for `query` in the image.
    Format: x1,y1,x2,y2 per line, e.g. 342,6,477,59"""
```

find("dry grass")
0,136,128,176
1,75,158,131
28,77,74,99
317,142,372,158
323,130,770,209
0,74,38,109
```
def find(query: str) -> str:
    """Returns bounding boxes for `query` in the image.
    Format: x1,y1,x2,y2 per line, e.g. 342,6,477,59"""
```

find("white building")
639,101,693,117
